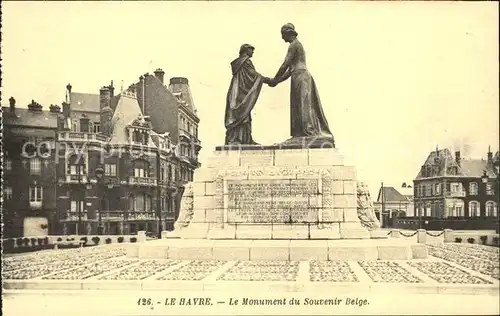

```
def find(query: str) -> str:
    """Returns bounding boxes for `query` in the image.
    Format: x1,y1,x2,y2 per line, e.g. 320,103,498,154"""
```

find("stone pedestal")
170,147,370,240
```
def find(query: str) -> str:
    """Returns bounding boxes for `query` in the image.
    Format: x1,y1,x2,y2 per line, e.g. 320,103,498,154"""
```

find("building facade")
373,185,414,228
403,148,499,231
2,98,60,237
1,69,201,237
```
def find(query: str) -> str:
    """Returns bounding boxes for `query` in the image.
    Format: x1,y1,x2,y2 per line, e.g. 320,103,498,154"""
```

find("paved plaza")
3,242,500,315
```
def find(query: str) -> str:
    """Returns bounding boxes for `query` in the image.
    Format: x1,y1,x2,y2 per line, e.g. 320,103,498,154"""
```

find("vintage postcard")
1,1,499,315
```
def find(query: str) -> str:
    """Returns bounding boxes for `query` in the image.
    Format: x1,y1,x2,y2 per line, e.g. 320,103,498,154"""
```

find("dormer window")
132,129,148,145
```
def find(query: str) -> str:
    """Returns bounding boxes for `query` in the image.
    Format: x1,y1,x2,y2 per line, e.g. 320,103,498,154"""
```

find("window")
451,183,460,192
105,164,117,176
160,167,165,181
434,183,441,195
469,182,478,195
29,186,43,202
93,122,101,133
132,130,148,145
129,193,152,212
3,186,13,200
134,168,146,178
486,202,497,217
30,158,41,175
425,184,432,197
72,120,78,132
425,203,431,217
469,201,480,217
68,155,86,175
5,158,12,171
70,200,84,212
455,202,464,217
486,183,495,195
133,160,149,178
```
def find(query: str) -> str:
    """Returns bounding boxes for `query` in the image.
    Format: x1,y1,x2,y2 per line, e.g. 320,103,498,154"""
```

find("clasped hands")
263,77,278,87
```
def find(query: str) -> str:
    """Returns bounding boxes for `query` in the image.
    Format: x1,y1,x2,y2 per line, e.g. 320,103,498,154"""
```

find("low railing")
127,212,157,221
128,177,157,186
58,132,109,143
446,191,466,197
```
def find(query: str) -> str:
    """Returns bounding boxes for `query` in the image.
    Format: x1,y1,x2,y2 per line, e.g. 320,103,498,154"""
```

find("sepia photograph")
1,1,499,315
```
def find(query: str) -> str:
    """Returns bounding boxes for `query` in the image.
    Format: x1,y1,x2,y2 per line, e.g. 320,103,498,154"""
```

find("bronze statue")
224,44,272,145
269,23,335,146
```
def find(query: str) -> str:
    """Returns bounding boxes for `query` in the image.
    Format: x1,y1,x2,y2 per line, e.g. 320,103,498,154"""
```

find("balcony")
63,174,88,184
128,177,157,186
127,211,157,221
58,132,108,143
101,211,125,221
446,191,466,198
29,201,42,210
61,213,89,221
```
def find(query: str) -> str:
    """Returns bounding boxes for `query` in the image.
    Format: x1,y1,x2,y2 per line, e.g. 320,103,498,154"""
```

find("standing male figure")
224,44,272,145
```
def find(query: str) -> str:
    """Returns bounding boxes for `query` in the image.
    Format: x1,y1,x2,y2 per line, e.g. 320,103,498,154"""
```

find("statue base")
171,146,371,240
128,238,427,261
143,146,426,260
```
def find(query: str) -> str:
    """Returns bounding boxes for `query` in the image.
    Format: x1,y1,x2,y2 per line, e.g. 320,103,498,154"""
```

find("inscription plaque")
225,179,321,223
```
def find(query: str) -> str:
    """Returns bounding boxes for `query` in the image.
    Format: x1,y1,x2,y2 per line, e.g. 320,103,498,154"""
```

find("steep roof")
168,77,197,114
415,148,498,180
1,107,58,129
70,92,100,112
108,91,157,149
460,159,496,178
109,91,143,145
376,187,408,203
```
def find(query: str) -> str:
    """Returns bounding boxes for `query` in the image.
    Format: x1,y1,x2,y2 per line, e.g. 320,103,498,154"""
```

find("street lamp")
95,166,105,235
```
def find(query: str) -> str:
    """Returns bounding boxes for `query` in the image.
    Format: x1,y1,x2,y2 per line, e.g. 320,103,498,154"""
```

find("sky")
2,1,499,197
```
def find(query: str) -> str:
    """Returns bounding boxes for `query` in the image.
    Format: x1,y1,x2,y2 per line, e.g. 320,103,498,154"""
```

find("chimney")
9,97,15,113
99,86,111,110
49,104,61,113
100,86,113,136
28,100,43,112
455,150,461,166
62,102,71,117
109,80,115,99
154,68,165,84
66,84,72,104
487,146,493,163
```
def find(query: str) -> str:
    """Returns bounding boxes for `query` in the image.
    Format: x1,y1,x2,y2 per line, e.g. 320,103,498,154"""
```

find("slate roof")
168,77,197,114
109,91,156,149
70,92,100,113
1,107,58,129
415,148,498,180
109,92,143,145
376,187,408,203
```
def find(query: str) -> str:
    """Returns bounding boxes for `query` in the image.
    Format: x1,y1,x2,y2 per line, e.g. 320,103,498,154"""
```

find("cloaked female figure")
269,23,335,146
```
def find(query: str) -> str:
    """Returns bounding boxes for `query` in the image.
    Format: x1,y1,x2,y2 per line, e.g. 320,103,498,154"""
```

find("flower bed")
427,246,500,280
42,259,139,280
100,260,182,280
407,261,492,284
217,260,299,282
2,249,128,280
158,260,227,281
309,261,358,282
358,261,422,283
433,244,499,263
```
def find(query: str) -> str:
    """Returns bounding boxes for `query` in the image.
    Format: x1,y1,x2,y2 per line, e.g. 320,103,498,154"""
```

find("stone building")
373,185,414,228
404,147,499,230
2,98,60,237
2,69,201,237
